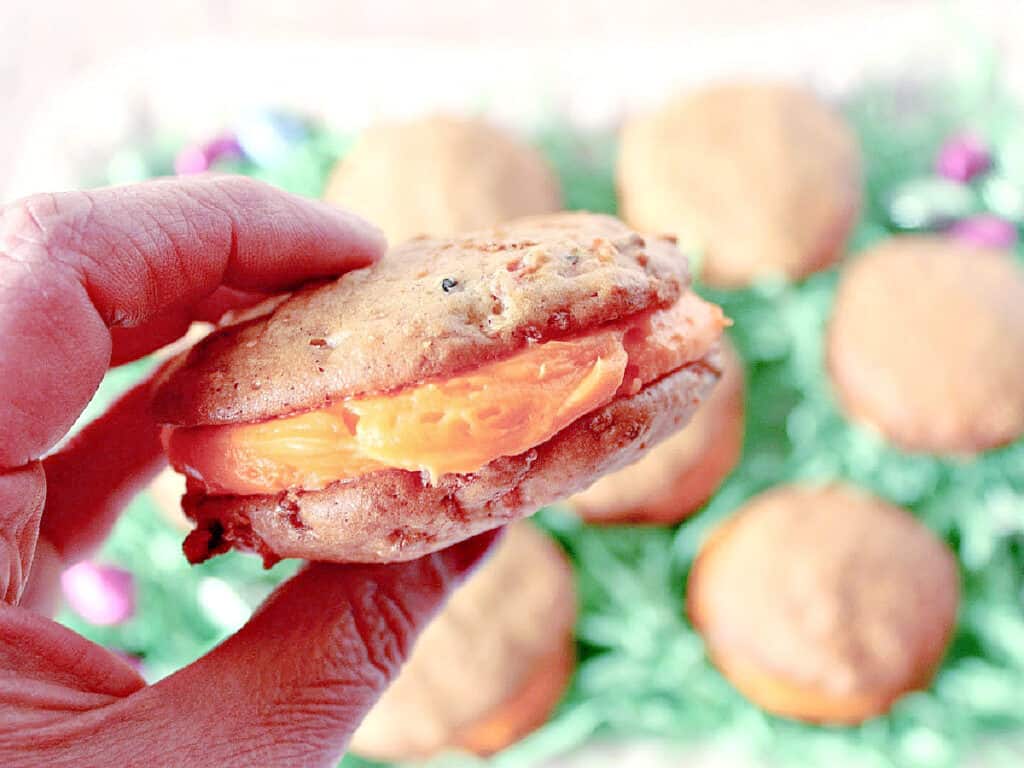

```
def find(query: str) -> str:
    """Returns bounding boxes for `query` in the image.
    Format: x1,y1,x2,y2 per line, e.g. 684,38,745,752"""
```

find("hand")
0,177,496,767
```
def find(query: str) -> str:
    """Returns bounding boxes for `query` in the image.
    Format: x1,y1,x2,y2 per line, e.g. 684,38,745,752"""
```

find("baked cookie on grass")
688,483,959,724
618,82,861,288
153,213,727,564
323,115,562,243
828,236,1024,455
350,521,576,761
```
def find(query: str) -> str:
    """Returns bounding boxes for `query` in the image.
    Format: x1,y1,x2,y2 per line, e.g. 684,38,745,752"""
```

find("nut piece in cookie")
350,522,576,760
323,115,562,243
153,213,727,564
618,82,862,287
828,236,1024,454
688,483,958,724
569,335,743,524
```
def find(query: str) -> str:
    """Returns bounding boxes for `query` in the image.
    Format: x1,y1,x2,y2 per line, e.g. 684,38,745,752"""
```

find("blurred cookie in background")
148,466,191,531
350,521,576,761
618,82,861,287
323,115,562,243
687,483,958,724
569,336,744,524
828,236,1024,454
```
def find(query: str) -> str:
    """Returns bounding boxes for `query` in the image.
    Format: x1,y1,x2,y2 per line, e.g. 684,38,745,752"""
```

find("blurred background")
6,2,1024,767
5,0,1024,199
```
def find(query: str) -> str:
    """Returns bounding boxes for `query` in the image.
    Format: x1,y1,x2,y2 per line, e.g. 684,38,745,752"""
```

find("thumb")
25,531,499,768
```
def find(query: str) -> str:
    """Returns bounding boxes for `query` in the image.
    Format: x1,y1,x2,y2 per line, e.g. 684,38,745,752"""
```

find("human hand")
0,177,497,767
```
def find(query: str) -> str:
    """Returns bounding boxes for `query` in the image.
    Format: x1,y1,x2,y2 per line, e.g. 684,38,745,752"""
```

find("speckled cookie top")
153,212,688,426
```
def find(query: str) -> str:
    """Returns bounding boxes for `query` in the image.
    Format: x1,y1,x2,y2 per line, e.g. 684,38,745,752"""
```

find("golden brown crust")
569,336,744,523
350,522,576,761
687,483,959,724
323,115,562,243
828,236,1024,454
618,82,861,288
152,213,687,427
182,356,720,565
454,637,575,756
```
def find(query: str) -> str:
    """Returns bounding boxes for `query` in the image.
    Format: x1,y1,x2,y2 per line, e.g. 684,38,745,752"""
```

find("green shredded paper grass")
62,67,1024,767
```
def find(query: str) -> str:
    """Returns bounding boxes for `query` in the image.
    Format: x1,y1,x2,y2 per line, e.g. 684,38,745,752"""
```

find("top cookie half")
153,213,688,427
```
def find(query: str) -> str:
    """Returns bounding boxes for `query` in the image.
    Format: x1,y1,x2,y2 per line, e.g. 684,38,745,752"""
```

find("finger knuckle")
349,582,419,683
0,192,94,269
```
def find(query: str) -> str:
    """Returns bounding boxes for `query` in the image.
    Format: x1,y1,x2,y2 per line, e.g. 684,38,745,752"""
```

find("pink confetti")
61,562,135,626
947,215,1018,249
174,145,209,175
935,133,992,183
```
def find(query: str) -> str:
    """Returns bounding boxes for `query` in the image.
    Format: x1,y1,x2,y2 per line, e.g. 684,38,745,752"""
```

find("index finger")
0,176,385,468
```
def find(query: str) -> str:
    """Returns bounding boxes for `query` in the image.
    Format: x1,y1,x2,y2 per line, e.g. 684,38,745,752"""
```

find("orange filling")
165,292,725,495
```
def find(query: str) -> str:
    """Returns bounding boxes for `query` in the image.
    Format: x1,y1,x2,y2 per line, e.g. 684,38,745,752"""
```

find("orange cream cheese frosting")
163,291,726,495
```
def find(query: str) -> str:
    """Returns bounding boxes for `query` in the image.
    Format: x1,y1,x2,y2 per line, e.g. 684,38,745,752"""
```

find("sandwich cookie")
153,213,727,564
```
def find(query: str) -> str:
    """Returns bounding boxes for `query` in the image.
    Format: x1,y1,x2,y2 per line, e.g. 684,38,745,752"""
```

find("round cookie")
618,82,862,287
323,115,562,243
827,236,1024,454
350,521,576,761
152,213,725,565
569,335,744,523
687,483,959,724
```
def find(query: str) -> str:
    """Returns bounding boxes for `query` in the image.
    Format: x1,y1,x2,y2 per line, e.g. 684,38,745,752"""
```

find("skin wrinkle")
88,204,167,326
0,465,44,603
348,583,418,684
75,190,220,326
16,193,96,297
0,266,110,466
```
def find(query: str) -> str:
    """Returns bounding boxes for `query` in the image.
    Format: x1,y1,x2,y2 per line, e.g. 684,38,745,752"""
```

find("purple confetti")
935,133,992,183
947,215,1018,249
174,133,243,176
61,562,135,626
202,133,244,164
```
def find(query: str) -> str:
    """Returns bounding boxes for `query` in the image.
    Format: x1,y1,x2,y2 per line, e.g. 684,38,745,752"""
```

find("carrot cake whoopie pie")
153,213,727,565
350,521,576,761
828,236,1024,455
323,115,562,243
618,82,862,288
688,483,959,724
569,335,744,524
